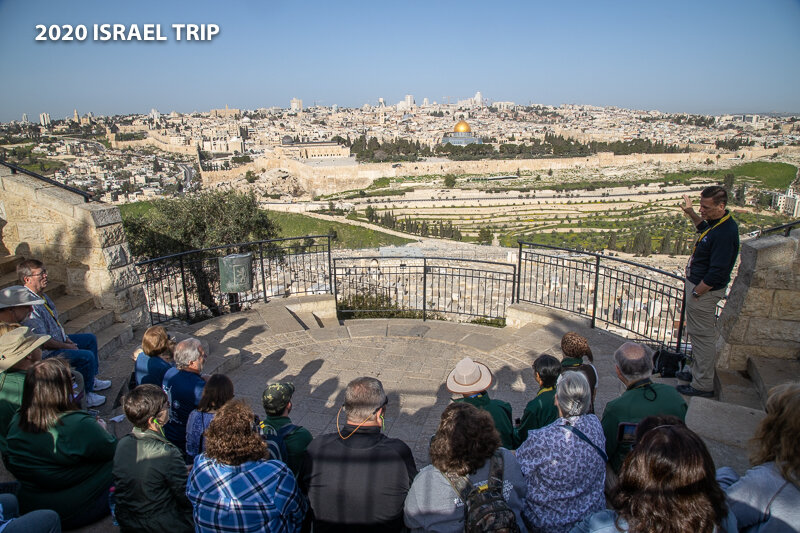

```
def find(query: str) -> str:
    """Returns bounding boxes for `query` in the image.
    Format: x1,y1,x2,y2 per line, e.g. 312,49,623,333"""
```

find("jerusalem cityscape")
0,1,799,532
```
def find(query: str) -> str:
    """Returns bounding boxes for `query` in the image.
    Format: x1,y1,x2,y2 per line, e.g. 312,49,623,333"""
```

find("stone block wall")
717,229,800,370
0,167,148,325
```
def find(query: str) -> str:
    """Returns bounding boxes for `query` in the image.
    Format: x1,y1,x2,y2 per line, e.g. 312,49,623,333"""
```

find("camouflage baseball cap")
262,382,295,415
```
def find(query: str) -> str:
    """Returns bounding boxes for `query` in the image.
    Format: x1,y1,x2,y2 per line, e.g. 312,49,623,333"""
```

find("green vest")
5,410,117,521
454,392,514,449
601,379,688,472
0,370,26,453
513,387,558,448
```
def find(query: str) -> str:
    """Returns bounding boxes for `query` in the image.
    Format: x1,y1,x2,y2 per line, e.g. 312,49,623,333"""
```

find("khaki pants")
684,281,724,392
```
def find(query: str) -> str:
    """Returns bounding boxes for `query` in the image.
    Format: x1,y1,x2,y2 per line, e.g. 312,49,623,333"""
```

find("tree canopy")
123,189,278,260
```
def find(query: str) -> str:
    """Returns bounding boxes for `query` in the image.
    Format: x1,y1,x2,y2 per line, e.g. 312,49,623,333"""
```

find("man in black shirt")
677,186,739,397
300,377,417,532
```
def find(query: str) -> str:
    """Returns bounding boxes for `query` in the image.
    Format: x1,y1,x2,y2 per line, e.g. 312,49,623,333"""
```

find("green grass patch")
119,201,156,218
664,162,797,190
120,201,414,250
265,210,413,249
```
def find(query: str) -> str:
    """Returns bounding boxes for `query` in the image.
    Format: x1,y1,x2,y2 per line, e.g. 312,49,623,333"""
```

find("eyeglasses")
372,398,389,414
28,270,47,278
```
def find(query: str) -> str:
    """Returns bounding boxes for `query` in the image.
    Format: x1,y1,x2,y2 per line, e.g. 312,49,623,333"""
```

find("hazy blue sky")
1,0,799,122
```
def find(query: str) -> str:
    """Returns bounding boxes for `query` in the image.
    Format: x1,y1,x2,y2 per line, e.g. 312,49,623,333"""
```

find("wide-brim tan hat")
0,327,50,372
446,357,493,394
0,286,44,310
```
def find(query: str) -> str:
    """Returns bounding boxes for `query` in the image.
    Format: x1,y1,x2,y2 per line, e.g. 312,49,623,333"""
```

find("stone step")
313,311,341,329
253,301,308,333
686,396,766,475
0,271,18,290
54,294,97,324
715,369,763,410
0,255,22,276
290,310,322,330
747,356,800,409
97,322,134,360
64,309,115,336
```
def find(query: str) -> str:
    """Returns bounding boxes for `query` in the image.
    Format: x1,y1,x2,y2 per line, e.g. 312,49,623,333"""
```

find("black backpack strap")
488,450,505,490
560,424,608,462
443,471,471,503
277,423,299,439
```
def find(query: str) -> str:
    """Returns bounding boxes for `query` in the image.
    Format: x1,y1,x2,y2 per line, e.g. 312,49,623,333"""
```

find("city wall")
199,146,794,196
716,230,800,370
0,167,148,325
109,132,200,156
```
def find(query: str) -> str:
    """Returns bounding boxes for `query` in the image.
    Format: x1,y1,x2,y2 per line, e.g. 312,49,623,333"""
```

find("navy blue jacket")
688,211,739,290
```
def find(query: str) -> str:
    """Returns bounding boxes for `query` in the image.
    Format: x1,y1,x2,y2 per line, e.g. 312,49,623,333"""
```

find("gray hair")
174,338,204,369
344,377,387,421
613,342,653,382
556,371,591,417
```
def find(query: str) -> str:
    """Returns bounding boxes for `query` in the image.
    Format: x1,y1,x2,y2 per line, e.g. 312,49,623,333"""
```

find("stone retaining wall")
717,229,800,370
200,146,797,197
0,167,148,325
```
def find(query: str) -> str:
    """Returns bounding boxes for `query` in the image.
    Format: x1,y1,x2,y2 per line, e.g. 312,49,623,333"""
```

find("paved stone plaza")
167,300,643,465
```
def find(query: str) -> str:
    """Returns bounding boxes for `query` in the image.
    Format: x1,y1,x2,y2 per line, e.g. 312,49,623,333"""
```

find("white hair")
174,338,203,369
556,371,591,417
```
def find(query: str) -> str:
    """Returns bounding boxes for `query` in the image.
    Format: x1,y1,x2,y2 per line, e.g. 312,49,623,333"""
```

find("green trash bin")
219,253,253,293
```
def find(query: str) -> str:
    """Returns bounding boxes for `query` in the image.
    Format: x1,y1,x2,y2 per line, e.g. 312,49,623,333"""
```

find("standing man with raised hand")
677,186,739,398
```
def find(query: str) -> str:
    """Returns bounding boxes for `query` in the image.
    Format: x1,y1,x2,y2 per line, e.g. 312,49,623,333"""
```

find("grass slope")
665,161,798,189
266,210,413,249
119,201,413,250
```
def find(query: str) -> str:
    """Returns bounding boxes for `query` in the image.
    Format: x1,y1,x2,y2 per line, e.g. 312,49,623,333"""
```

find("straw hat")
446,357,493,394
0,286,44,309
0,327,50,372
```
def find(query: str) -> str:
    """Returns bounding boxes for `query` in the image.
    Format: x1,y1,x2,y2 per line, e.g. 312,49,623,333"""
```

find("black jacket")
688,211,739,290
299,425,417,533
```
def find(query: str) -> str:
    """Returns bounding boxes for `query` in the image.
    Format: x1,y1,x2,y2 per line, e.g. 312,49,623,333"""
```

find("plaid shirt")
187,455,307,533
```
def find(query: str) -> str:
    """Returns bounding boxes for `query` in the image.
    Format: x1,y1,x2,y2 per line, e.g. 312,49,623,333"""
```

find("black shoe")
676,384,713,398
675,370,692,382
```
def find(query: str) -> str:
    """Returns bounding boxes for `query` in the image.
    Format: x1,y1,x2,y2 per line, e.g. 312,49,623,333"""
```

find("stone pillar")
716,229,800,370
0,167,148,325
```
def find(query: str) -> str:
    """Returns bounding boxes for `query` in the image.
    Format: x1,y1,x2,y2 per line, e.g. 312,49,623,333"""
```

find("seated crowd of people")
0,266,798,532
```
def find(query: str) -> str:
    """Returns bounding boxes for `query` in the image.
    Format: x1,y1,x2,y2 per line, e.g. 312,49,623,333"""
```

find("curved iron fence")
136,235,332,323
332,256,516,321
136,236,692,351
517,241,687,352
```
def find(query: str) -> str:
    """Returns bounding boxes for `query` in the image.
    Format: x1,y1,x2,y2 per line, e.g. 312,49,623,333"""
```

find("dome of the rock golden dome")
453,120,471,133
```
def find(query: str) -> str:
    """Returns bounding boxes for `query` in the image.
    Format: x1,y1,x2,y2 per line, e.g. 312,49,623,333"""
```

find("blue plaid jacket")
187,455,307,532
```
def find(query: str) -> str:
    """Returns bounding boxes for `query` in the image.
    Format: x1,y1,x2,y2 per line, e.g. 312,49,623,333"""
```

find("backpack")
652,348,685,378
258,421,299,463
444,451,521,533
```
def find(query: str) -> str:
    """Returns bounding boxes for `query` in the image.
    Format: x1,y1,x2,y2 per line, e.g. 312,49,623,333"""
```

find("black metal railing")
757,219,800,238
136,235,332,324
332,256,516,321
517,241,688,352
0,161,94,202
136,235,695,351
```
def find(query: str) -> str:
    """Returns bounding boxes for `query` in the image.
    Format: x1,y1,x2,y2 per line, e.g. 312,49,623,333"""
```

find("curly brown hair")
561,332,593,362
611,425,728,533
751,382,800,485
429,403,500,476
204,400,267,465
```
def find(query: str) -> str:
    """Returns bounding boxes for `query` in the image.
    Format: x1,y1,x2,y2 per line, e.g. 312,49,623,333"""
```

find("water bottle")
109,485,118,526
